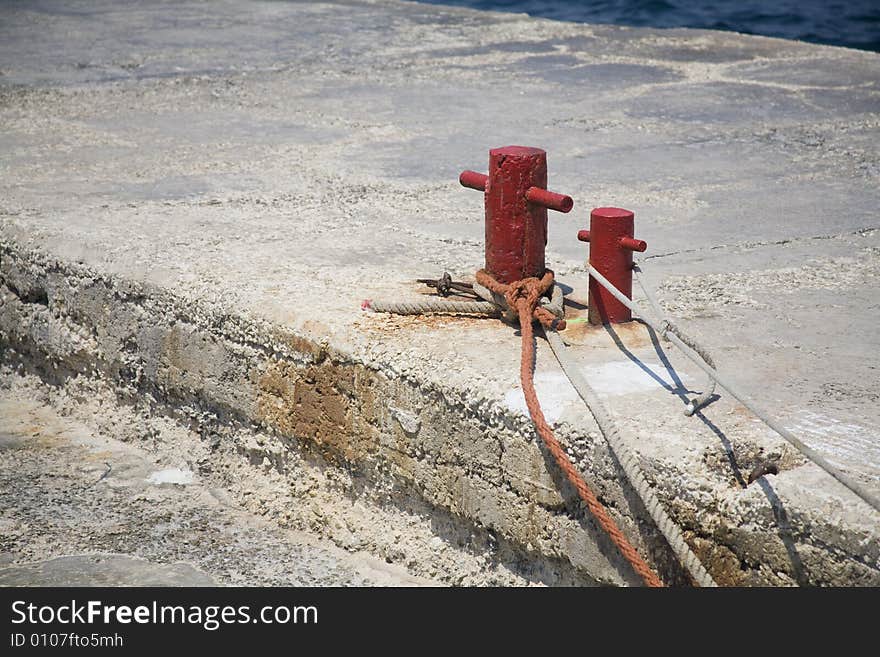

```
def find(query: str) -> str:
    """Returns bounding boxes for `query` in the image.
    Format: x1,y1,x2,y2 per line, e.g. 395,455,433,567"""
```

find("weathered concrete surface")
0,0,878,585
0,388,433,586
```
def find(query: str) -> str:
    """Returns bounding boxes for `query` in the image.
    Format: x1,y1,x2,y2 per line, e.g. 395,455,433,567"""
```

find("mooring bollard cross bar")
459,172,573,213
459,146,573,284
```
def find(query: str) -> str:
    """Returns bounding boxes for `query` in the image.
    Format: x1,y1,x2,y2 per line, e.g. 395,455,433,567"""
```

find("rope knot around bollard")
363,265,731,587
358,147,731,585
508,280,542,315
474,269,566,331
473,267,663,587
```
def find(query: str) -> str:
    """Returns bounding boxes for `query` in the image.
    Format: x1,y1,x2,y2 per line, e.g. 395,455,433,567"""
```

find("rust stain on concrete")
255,357,380,464
559,318,653,349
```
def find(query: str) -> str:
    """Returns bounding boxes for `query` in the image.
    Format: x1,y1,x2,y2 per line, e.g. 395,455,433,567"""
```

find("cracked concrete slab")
0,0,878,586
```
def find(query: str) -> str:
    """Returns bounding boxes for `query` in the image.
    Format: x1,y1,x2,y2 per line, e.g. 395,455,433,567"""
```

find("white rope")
632,263,716,416
545,329,718,587
587,264,880,515
369,276,717,583
366,298,499,315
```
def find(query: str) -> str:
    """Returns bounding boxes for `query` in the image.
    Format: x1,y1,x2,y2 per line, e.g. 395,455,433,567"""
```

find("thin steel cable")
588,264,880,515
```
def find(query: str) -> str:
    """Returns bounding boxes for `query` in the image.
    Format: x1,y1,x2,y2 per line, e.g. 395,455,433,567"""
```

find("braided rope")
474,269,566,330
545,330,718,587
477,269,663,587
364,298,499,316
632,264,716,416
588,264,880,515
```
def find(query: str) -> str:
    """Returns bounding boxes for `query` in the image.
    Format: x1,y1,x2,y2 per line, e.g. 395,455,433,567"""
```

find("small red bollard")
578,207,647,324
460,146,573,284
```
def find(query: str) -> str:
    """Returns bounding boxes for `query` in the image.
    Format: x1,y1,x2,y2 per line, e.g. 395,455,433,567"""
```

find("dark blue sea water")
420,0,880,52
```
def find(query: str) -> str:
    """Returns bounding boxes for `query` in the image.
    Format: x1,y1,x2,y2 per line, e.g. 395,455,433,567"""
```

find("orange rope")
476,269,664,587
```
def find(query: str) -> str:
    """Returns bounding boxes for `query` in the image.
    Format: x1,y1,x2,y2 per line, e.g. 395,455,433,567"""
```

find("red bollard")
460,146,573,284
577,207,647,324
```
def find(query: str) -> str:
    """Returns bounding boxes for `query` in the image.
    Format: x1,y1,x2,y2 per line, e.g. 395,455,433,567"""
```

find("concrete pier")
1,0,878,585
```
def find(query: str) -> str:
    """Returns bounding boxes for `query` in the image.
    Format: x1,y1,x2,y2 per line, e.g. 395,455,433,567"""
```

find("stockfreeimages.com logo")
11,599,317,632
